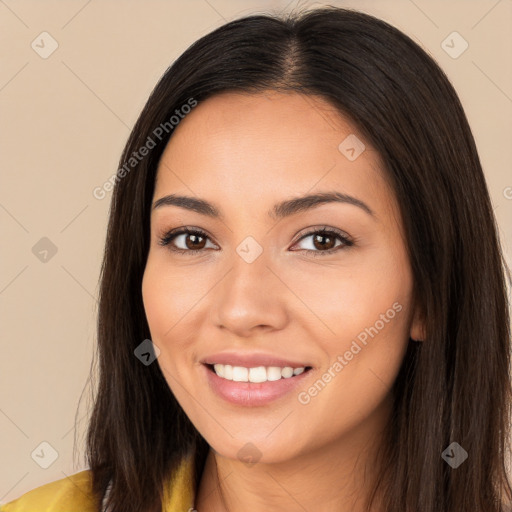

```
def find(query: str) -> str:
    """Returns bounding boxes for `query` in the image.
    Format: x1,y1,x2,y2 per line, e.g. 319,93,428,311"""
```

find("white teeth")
213,364,224,378
281,367,294,378
249,366,267,383
224,364,233,380
232,366,249,382
210,364,308,382
267,367,282,381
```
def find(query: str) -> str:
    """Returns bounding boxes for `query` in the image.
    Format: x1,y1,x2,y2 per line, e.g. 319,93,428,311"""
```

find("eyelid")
157,226,216,250
292,225,353,245
158,225,354,255
289,225,354,255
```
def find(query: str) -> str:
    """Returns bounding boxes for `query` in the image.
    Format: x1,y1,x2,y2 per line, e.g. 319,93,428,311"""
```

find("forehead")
153,91,394,221
157,90,368,169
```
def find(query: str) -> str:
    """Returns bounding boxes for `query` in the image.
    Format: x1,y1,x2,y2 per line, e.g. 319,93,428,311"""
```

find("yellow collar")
0,454,198,512
163,453,196,511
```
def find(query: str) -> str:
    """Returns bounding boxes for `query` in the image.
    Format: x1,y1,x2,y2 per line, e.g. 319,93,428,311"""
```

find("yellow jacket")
0,455,195,512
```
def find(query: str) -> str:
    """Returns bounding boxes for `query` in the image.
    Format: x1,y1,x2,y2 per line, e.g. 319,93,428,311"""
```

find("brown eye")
312,232,337,250
291,227,353,257
158,228,216,254
184,233,207,250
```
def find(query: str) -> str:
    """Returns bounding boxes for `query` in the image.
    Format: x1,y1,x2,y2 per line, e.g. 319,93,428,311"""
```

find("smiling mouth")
205,363,313,383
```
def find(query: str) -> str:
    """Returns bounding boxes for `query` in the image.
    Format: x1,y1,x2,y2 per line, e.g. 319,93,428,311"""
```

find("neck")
194,394,392,512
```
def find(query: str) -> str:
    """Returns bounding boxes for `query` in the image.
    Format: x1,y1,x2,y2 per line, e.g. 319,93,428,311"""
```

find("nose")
209,250,289,337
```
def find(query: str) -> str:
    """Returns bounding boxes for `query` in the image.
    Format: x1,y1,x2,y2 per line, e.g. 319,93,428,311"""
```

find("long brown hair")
82,6,512,511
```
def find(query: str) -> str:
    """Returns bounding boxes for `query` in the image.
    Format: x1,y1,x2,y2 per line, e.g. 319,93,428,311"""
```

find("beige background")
1,0,511,502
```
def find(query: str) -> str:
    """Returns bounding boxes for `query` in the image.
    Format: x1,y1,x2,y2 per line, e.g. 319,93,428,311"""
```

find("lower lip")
203,364,313,406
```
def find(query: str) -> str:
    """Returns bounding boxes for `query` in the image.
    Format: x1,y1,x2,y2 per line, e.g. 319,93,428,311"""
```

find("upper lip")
201,352,312,368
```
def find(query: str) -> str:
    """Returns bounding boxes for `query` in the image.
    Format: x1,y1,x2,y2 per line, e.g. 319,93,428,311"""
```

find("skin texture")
141,91,425,512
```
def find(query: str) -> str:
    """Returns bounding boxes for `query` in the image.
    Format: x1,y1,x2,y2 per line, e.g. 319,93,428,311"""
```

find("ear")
409,303,426,342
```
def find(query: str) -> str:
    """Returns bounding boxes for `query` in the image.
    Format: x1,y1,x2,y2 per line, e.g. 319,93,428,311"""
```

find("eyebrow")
152,191,375,220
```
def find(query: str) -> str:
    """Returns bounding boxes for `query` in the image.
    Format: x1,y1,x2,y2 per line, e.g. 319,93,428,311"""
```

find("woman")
2,6,511,512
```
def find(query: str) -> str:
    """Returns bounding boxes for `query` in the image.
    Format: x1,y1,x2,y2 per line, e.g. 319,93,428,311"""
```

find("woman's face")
142,91,424,464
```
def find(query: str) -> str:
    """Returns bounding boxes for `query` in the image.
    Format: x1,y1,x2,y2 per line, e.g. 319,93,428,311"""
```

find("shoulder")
0,470,98,512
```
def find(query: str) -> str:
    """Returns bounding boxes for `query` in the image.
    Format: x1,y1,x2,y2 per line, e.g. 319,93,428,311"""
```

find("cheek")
277,244,413,345
141,265,172,341
293,284,410,445
298,245,412,417
141,261,190,395
142,255,204,341
141,253,213,387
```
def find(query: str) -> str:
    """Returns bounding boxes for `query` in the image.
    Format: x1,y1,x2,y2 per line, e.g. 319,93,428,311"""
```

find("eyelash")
157,225,354,257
